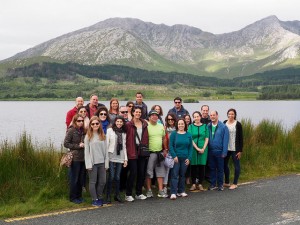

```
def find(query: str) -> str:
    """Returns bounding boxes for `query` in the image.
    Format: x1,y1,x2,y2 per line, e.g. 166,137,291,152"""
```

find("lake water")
0,100,299,149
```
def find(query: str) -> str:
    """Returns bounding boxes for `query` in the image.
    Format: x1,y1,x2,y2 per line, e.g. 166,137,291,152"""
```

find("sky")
1,0,299,60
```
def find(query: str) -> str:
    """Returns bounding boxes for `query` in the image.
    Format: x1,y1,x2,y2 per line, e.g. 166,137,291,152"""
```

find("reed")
0,120,300,218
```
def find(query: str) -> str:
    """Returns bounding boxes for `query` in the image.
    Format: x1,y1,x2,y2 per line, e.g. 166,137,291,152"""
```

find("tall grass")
0,121,300,218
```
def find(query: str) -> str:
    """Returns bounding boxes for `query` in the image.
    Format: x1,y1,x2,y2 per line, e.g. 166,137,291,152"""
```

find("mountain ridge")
2,16,300,78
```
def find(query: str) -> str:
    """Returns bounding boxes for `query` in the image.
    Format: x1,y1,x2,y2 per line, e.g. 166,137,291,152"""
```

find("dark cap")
148,110,159,116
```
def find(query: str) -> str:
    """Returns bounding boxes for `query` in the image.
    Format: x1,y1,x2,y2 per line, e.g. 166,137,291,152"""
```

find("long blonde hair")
87,116,106,141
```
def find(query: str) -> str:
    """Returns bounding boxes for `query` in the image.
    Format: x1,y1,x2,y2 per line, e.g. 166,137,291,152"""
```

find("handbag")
164,153,174,168
135,128,150,157
60,151,73,167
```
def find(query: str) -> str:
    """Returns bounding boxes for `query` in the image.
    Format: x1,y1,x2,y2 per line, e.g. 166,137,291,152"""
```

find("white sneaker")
157,190,168,198
135,194,147,200
170,194,177,200
177,192,188,197
146,190,153,198
125,195,135,202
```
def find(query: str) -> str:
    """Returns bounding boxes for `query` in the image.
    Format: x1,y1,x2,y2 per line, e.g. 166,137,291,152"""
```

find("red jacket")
66,106,77,128
126,119,149,159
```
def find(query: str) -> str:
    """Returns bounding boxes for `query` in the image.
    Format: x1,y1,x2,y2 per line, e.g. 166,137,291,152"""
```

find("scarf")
113,127,123,155
101,120,110,134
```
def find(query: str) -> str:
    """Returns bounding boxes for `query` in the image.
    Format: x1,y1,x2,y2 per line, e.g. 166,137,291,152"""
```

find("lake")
0,100,299,149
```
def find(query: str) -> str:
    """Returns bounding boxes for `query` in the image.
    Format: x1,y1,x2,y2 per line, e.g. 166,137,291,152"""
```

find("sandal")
223,183,230,187
229,184,238,190
189,184,197,191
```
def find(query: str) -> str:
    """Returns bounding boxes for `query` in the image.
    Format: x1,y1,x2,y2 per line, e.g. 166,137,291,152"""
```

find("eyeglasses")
120,111,128,114
174,101,181,104
99,113,107,116
168,119,175,121
76,120,84,122
91,122,100,126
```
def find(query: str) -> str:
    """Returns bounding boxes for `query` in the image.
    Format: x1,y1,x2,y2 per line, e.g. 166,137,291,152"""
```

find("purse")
60,151,73,167
135,128,150,157
164,153,174,168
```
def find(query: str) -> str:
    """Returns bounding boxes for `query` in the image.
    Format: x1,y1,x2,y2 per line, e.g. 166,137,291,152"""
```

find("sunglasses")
128,105,133,108
76,120,84,122
91,122,100,126
174,101,181,104
99,113,107,116
120,111,128,114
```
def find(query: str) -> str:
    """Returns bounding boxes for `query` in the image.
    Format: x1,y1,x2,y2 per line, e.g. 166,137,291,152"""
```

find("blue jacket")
208,121,229,157
168,106,189,119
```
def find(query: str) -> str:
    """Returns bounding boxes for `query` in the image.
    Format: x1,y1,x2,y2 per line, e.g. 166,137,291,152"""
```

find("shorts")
146,152,166,178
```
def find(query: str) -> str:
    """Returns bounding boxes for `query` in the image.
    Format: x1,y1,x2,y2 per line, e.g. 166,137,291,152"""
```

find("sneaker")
146,190,153,198
189,184,197,191
198,184,204,191
125,195,135,202
135,194,147,200
208,185,218,190
91,200,100,206
158,190,168,198
96,199,103,206
163,187,168,194
218,186,224,191
177,192,188,197
170,194,177,200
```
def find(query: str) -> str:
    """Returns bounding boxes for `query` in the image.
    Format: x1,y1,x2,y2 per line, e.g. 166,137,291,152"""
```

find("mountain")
2,16,300,78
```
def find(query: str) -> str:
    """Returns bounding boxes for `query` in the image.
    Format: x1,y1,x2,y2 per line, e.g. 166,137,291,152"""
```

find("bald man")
66,97,84,128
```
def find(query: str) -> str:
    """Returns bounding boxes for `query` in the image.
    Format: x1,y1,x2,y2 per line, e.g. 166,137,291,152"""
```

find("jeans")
88,163,106,200
224,151,241,185
171,158,188,194
208,152,224,187
69,161,85,201
126,157,147,196
107,162,123,196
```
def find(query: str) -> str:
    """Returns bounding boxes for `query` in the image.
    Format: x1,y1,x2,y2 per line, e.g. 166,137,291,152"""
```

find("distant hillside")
2,16,300,78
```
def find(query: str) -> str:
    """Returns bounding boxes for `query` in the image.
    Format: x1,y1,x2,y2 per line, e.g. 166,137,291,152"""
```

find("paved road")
2,174,300,225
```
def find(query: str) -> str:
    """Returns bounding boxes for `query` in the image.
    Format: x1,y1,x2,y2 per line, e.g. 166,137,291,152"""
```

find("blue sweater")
169,131,193,161
207,121,229,157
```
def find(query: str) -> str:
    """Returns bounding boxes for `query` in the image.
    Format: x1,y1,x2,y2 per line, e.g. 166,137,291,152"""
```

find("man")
134,92,148,119
65,97,84,128
200,105,211,124
119,105,129,122
168,97,189,119
146,110,168,198
85,94,105,118
207,110,229,191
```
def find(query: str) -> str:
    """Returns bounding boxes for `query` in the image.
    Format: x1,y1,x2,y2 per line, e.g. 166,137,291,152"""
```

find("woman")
183,114,192,184
106,116,128,203
64,114,85,204
95,106,110,134
109,98,119,123
126,101,134,121
68,106,89,130
151,105,164,125
223,108,243,190
125,107,149,202
184,114,192,127
84,116,108,207
169,118,193,200
188,111,209,191
163,113,177,193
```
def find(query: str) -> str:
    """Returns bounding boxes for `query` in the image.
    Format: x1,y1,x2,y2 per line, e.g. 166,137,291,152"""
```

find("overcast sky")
1,0,299,60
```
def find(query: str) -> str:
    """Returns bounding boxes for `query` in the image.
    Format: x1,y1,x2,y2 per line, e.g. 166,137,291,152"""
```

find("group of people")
64,92,243,206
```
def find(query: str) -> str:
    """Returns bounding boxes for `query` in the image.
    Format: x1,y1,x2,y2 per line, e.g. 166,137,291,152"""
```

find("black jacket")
223,120,243,152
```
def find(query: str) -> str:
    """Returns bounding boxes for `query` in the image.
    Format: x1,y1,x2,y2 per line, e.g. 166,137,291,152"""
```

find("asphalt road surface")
2,174,300,225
